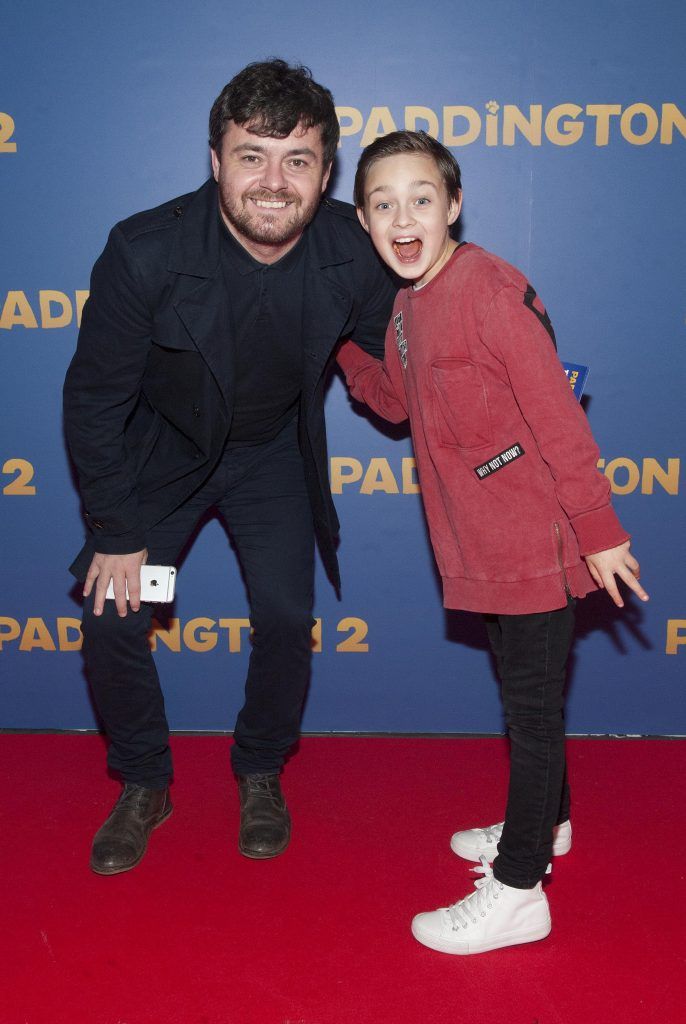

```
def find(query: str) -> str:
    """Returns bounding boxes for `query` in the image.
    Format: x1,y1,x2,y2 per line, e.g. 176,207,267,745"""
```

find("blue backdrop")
1,0,684,734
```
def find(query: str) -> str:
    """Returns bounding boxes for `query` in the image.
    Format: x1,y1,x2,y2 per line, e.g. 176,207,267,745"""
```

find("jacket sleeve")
481,284,629,555
63,225,153,553
337,325,409,425
348,248,398,359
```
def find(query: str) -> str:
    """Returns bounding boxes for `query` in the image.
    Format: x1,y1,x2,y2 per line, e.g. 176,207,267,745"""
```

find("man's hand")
584,541,648,609
84,549,148,617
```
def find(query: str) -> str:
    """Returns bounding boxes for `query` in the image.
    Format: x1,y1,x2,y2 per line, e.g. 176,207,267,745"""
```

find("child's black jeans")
484,596,575,889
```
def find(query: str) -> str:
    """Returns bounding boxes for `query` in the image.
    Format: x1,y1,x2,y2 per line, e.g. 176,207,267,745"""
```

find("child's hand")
584,541,649,608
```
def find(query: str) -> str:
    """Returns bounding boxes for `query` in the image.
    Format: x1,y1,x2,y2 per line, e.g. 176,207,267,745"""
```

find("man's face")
358,153,461,287
211,121,331,261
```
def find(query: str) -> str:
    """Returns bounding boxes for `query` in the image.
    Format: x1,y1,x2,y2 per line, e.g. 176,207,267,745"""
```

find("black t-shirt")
220,218,306,446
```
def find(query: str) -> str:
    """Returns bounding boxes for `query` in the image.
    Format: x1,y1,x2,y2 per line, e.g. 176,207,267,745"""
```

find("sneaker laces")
448,856,503,929
477,822,504,845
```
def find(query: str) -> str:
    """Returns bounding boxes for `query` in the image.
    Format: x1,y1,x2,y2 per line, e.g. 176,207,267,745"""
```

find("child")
337,130,648,956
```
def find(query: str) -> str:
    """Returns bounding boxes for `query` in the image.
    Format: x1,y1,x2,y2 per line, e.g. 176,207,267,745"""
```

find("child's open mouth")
392,237,422,262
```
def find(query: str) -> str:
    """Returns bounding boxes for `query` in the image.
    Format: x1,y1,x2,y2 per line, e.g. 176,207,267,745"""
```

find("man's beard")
219,186,321,247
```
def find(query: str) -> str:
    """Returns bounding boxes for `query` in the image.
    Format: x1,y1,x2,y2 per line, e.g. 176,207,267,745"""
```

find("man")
63,59,395,874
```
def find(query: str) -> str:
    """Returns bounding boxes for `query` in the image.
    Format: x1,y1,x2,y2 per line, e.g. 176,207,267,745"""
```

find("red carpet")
1,735,683,1024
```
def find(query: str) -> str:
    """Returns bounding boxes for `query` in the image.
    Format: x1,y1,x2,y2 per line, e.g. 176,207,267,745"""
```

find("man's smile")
251,199,293,209
247,192,298,212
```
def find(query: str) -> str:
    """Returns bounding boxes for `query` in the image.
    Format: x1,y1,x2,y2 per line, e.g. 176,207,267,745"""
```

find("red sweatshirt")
338,243,629,615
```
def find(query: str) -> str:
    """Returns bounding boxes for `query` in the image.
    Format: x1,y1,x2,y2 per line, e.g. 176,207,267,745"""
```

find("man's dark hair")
209,58,340,166
354,130,462,209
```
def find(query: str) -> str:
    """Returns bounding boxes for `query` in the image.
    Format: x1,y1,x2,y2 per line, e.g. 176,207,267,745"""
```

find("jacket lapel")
167,179,234,407
174,273,234,408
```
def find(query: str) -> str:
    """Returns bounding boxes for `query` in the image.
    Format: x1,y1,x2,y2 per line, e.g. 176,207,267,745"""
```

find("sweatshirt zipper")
554,522,571,597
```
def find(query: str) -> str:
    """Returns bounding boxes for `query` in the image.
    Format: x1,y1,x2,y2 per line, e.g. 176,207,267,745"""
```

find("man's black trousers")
81,418,314,785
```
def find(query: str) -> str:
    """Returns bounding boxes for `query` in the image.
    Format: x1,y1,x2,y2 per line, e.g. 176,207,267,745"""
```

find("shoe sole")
90,804,173,876
411,918,552,955
450,831,572,863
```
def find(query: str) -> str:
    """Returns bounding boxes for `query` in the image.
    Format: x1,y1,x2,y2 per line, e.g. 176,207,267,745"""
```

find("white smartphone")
105,565,177,603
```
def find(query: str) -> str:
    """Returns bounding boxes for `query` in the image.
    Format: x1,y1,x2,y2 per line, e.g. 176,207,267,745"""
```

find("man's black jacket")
63,178,396,589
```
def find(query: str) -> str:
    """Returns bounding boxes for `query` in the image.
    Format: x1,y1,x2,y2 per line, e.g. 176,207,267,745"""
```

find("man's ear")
321,162,332,193
210,147,220,182
448,189,463,226
356,206,370,234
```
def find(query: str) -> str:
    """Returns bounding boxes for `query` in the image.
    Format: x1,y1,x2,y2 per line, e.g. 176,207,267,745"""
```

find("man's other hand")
84,549,148,617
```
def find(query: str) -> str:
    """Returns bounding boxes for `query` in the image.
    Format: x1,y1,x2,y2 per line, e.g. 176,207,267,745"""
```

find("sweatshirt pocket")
430,359,492,450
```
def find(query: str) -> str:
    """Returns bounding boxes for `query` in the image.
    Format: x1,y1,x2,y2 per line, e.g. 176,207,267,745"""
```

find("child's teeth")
393,238,423,260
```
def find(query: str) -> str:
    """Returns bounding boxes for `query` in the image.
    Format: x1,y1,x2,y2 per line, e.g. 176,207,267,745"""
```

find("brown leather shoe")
90,784,172,875
237,773,291,859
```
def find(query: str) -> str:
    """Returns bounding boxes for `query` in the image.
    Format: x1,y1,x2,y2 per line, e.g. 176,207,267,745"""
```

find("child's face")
358,153,461,287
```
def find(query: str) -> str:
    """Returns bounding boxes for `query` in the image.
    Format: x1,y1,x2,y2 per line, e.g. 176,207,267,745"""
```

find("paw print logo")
485,100,500,115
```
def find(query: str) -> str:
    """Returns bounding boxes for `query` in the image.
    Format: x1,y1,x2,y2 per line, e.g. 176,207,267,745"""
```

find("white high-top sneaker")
411,857,551,955
450,819,572,863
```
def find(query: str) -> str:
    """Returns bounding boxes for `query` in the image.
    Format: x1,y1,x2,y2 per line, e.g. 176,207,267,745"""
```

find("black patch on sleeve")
523,285,557,349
